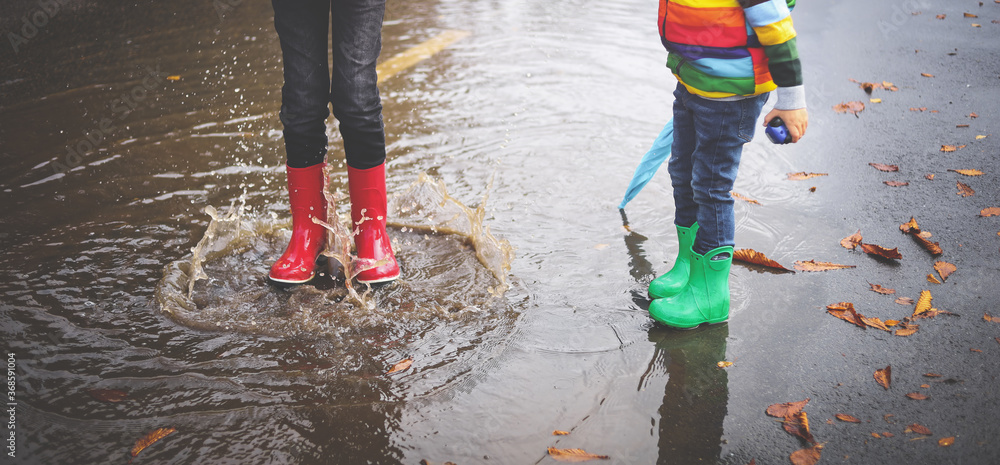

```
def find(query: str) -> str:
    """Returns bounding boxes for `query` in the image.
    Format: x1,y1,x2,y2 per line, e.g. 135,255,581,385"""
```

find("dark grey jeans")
272,0,387,169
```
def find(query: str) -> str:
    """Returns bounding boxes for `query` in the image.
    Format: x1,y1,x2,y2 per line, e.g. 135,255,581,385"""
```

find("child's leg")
666,84,698,229
686,91,768,255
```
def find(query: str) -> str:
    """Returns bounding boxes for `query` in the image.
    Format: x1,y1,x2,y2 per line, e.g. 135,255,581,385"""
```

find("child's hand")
763,108,808,143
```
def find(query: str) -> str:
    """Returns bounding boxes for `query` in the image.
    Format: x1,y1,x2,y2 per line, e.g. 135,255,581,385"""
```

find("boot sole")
356,273,400,285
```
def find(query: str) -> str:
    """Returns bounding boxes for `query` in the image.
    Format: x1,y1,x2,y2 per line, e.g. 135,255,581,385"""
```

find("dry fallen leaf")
949,169,983,176
940,144,966,152
875,366,891,390
914,290,933,316
985,313,1000,323
860,243,903,260
783,411,816,444
971,348,982,353
732,192,762,205
936,14,946,19
789,446,822,465
899,217,920,234
905,424,933,435
766,398,810,418
927,274,942,284
895,322,919,336
862,315,891,332
884,181,909,187
906,392,930,400
934,261,956,281
969,112,978,118
869,163,899,172
924,373,942,377
925,173,935,180
836,414,862,423
979,207,1000,217
841,230,863,249
869,283,895,294
896,297,915,305
964,12,978,17
827,302,867,329
547,447,609,462
553,430,570,436
386,358,414,375
956,182,975,197
912,234,943,256
733,249,793,273
870,98,882,103
921,73,935,78
833,101,865,115
717,361,734,368
130,428,176,460
939,437,955,447
787,172,829,181
795,260,856,272
88,388,127,403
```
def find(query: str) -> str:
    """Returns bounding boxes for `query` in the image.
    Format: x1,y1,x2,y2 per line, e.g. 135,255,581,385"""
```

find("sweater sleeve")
742,0,805,109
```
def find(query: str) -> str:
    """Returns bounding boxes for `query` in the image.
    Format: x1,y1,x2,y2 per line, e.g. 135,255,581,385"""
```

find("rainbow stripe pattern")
658,0,802,100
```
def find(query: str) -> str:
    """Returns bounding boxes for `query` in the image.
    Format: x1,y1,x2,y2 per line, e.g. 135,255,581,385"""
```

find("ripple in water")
155,173,517,395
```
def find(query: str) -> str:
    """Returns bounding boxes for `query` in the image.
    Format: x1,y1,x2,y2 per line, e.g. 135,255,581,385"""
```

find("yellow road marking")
377,30,470,84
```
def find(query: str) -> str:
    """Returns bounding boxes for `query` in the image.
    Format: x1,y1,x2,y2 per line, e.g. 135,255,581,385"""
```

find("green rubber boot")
648,223,699,299
649,245,733,329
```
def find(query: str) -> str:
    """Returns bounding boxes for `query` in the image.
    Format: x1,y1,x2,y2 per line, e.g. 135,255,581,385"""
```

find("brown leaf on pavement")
912,234,943,255
783,411,816,444
874,366,891,390
939,437,955,447
841,230,863,249
949,169,983,176
733,249,793,272
88,388,127,403
969,112,978,118
925,173,935,180
927,274,942,284
905,424,933,435
924,373,942,377
732,192,762,205
964,12,978,17
836,414,862,423
787,172,829,181
862,316,891,332
940,145,966,152
553,430,570,436
869,163,899,172
795,260,856,272
884,181,909,187
935,14,946,19
869,283,895,294
956,182,975,197
921,73,935,78
985,313,1000,323
896,297,915,305
789,446,822,465
906,392,930,400
833,101,865,115
899,217,920,234
934,261,956,281
130,427,177,460
547,447,609,462
827,302,867,329
895,322,919,336
766,398,810,418
914,290,933,316
860,243,903,260
979,207,1000,217
386,358,414,375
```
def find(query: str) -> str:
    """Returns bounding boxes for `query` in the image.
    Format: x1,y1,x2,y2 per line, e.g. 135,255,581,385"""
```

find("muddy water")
1,0,835,463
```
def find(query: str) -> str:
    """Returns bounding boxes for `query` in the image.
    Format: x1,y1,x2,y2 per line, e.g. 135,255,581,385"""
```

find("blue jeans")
667,84,768,255
272,0,387,169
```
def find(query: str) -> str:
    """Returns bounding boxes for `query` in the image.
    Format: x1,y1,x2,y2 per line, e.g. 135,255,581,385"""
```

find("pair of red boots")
268,163,399,285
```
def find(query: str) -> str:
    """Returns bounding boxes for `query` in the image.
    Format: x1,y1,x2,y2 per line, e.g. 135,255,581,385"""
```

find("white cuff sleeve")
774,85,807,110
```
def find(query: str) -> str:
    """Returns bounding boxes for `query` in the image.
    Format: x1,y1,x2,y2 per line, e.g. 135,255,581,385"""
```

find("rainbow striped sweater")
658,0,805,110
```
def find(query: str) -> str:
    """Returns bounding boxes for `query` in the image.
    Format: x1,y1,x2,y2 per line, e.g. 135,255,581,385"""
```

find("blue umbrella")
618,120,674,209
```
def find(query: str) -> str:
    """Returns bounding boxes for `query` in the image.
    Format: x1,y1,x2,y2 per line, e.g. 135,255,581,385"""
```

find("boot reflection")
646,323,729,464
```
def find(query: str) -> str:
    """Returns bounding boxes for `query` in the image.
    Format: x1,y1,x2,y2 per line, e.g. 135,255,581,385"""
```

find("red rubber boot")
269,163,328,284
348,163,400,283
